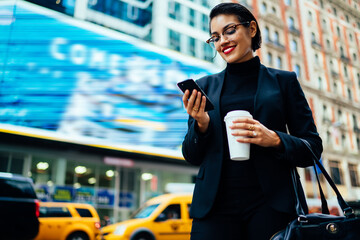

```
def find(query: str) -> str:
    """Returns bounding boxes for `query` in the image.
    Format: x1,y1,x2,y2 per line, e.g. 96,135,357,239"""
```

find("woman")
181,3,322,240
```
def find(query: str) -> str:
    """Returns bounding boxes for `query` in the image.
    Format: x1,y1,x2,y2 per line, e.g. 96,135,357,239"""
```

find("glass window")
267,52,273,65
201,0,210,8
0,178,37,198
341,134,346,148
333,7,337,16
76,208,93,217
322,19,327,29
315,54,319,64
39,207,72,218
326,39,331,49
263,27,270,42
98,166,115,188
329,161,343,185
31,157,54,185
189,8,195,27
344,65,348,77
353,114,358,128
273,31,279,43
353,53,357,62
132,204,159,218
202,14,208,32
337,26,341,36
189,37,196,57
288,17,294,28
0,152,24,174
347,87,352,100
271,7,276,14
74,163,96,188
203,42,213,62
294,64,301,77
308,11,312,21
169,29,180,52
168,1,181,21
349,164,360,187
187,204,192,219
276,57,282,69
318,77,323,90
311,32,316,42
290,40,298,52
326,131,331,144
285,0,292,6
158,204,181,220
260,2,267,14
333,82,338,94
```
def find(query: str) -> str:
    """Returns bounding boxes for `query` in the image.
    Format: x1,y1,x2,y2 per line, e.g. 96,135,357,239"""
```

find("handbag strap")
291,139,355,218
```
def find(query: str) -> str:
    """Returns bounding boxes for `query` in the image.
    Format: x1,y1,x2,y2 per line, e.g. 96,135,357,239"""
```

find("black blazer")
182,64,323,219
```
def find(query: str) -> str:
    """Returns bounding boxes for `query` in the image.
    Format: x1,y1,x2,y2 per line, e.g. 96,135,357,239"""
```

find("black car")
348,200,360,218
0,172,40,240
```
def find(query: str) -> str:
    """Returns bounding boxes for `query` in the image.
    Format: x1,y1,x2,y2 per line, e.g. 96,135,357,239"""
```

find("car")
101,193,192,240
0,172,40,240
348,200,360,217
34,202,101,240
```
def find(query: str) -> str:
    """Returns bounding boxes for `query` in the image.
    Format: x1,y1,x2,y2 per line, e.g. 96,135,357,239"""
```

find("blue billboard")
0,1,216,157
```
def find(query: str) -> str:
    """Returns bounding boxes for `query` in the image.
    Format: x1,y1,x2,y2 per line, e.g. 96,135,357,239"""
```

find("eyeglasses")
206,22,250,49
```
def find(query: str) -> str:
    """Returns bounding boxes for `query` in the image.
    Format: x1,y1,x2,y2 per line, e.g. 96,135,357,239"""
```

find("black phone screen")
177,79,214,111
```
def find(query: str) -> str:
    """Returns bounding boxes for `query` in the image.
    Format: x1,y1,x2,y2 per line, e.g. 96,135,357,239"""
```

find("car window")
39,207,72,217
159,204,181,220
76,208,93,217
132,204,160,219
0,179,37,198
187,204,192,219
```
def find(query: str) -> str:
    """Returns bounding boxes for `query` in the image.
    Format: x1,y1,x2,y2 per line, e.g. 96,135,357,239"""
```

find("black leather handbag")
271,139,360,240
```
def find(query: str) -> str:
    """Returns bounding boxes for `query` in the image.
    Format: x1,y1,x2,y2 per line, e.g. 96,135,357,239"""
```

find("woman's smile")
223,46,236,54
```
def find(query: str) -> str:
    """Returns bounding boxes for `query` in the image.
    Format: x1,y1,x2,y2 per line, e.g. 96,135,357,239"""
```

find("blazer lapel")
253,64,271,122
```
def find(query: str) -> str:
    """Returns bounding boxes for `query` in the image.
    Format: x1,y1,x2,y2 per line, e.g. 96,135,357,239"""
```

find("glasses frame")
206,22,250,49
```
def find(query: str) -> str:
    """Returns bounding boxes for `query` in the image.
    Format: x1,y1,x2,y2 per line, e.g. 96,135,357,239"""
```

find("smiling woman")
180,2,323,240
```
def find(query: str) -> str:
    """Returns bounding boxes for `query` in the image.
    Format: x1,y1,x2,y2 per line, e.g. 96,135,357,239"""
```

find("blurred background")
0,0,359,223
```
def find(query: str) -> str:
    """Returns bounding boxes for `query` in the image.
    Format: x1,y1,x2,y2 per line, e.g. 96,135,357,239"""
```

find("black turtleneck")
218,56,261,189
221,56,260,118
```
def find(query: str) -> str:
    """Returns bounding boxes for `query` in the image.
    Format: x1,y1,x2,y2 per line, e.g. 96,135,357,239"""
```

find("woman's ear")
249,20,257,38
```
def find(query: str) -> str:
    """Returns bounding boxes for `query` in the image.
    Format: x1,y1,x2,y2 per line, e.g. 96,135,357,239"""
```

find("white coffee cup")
224,110,253,160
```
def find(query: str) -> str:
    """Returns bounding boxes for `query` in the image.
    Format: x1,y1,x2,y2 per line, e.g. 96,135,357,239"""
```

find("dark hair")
209,3,262,51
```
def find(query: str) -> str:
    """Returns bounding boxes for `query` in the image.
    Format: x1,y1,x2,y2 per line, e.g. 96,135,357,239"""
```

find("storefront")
0,130,197,223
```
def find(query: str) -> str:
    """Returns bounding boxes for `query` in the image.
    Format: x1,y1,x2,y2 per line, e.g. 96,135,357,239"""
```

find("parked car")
348,200,360,217
35,202,101,240
101,193,192,240
0,172,40,240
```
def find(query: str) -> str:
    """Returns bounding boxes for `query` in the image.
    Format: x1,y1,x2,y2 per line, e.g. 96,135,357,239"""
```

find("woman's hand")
230,117,282,148
182,89,210,133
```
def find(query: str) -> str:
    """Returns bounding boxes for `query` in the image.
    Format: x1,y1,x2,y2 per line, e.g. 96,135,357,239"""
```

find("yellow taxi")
35,202,101,240
101,193,192,240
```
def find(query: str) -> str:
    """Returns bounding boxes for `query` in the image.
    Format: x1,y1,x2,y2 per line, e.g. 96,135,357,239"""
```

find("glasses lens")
209,41,215,49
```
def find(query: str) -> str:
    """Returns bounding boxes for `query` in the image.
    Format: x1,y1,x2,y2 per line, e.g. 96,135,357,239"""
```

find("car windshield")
131,204,160,219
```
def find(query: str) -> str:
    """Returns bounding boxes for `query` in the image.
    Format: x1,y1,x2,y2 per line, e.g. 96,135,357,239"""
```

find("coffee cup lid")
224,110,252,121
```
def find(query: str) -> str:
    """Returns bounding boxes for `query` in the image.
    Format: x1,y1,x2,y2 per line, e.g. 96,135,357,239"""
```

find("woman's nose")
219,35,230,46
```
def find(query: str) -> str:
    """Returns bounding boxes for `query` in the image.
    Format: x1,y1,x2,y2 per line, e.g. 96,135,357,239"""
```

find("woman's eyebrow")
210,23,237,35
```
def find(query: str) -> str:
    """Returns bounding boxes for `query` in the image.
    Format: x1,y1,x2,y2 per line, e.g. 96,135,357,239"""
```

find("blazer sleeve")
182,116,213,166
274,72,323,167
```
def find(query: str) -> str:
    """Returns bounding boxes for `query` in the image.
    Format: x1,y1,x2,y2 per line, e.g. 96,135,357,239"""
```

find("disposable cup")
224,110,252,160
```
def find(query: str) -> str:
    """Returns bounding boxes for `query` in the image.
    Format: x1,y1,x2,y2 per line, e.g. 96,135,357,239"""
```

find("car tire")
66,232,89,240
131,232,155,240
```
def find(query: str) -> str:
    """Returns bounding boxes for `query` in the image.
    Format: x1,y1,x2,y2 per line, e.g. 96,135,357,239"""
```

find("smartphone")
177,79,215,111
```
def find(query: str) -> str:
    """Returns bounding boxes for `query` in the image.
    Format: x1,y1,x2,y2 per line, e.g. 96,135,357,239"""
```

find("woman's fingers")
182,90,190,108
199,96,206,112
